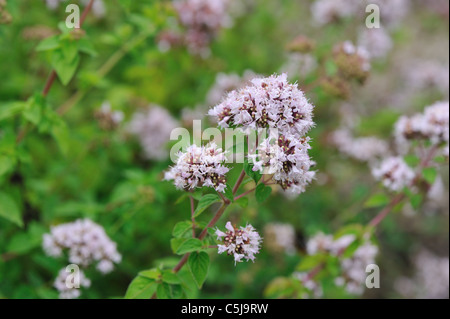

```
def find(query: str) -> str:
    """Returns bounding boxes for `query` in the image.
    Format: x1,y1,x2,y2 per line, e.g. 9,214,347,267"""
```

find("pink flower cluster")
209,73,315,137
164,143,230,193
215,221,262,265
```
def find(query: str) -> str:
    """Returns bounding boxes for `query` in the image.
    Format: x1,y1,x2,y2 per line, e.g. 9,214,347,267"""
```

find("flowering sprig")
164,143,230,193
43,219,121,299
209,73,315,137
249,134,316,195
215,221,262,265
132,73,318,299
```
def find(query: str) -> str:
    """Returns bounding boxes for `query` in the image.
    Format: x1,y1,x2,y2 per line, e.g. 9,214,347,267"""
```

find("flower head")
164,143,230,193
334,41,371,82
336,241,378,295
331,129,389,163
395,101,449,150
43,219,122,273
172,0,232,56
371,156,415,192
129,105,179,160
54,268,91,299
208,73,315,138
95,101,124,130
249,134,316,196
216,221,262,264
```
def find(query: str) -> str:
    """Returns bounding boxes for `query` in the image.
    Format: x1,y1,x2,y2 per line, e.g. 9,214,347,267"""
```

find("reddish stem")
16,0,95,145
190,196,195,237
232,169,246,194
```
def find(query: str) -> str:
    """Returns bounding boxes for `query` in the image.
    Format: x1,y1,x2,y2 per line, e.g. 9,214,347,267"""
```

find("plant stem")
232,169,246,194
16,0,95,145
57,30,151,115
368,193,405,228
190,196,195,237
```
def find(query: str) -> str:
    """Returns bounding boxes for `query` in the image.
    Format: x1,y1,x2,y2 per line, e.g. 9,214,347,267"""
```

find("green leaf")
255,184,272,203
139,268,161,280
244,159,262,184
125,276,157,299
194,194,221,218
404,154,420,168
172,221,193,238
188,252,210,289
51,49,80,85
409,193,423,210
0,155,16,177
61,39,79,62
223,184,234,202
7,222,45,254
162,270,180,285
175,194,188,205
36,35,60,52
170,238,186,254
235,197,248,208
422,167,437,185
78,37,97,57
325,60,338,76
0,101,25,121
156,283,171,299
297,254,325,272
176,238,202,255
434,155,446,164
0,192,23,227
364,193,389,208
51,123,70,157
23,93,45,125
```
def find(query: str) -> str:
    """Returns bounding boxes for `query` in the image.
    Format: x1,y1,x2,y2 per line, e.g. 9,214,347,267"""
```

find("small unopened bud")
320,77,350,100
333,41,371,83
286,35,316,53
70,28,86,40
0,10,12,25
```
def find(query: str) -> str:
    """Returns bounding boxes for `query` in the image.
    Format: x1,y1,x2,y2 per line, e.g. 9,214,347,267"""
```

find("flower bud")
286,35,316,54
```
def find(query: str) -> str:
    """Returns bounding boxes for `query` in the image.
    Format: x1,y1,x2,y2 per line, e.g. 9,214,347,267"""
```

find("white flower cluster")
358,27,393,60
45,0,106,18
208,73,316,196
293,272,323,299
207,70,257,106
307,232,356,256
311,0,409,28
249,135,316,196
310,0,358,26
54,268,91,299
371,156,415,192
43,219,122,274
264,223,296,255
406,61,449,96
128,105,179,161
164,143,230,193
209,73,315,137
395,250,449,299
94,102,124,130
335,241,379,295
368,0,410,27
303,232,378,296
331,129,389,163
173,0,232,56
395,101,449,152
215,221,262,265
